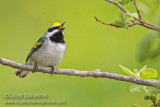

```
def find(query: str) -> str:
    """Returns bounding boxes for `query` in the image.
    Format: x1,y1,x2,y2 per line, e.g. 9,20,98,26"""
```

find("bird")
15,22,66,78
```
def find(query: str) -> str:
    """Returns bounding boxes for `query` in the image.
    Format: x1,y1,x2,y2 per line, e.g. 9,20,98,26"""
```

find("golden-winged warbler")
15,22,66,78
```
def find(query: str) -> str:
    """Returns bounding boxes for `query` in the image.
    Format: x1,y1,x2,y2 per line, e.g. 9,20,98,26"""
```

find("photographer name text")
4,93,48,99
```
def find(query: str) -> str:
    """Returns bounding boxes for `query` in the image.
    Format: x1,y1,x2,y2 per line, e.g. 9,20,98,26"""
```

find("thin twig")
106,0,127,13
136,23,158,31
133,0,142,20
128,22,139,27
94,16,121,28
0,57,159,87
94,0,160,31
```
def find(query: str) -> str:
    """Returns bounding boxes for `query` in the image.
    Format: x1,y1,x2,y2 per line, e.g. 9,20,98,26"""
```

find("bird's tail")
15,69,29,78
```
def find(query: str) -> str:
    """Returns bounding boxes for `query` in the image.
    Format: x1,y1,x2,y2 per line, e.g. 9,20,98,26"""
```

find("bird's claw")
50,66,55,75
33,63,38,73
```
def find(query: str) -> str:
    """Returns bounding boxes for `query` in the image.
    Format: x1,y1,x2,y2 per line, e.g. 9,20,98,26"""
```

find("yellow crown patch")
53,22,61,26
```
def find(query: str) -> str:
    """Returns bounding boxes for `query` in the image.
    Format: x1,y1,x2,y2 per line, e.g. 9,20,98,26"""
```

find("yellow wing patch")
33,42,42,48
53,22,61,26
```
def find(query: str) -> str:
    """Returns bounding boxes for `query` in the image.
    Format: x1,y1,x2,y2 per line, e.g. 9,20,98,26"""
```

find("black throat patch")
49,31,65,43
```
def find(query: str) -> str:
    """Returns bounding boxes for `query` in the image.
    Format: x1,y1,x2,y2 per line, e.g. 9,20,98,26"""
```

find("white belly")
30,41,66,67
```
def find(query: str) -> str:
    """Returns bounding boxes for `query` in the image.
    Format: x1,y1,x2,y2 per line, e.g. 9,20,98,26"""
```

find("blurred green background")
0,0,160,107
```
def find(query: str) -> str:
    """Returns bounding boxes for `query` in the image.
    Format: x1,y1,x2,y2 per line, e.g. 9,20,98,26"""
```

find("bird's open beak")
58,22,65,31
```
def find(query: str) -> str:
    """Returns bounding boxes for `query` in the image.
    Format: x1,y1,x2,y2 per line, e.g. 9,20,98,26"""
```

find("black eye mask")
48,26,59,32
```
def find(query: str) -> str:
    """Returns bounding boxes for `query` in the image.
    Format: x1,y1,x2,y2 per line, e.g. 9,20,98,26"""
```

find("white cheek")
46,30,59,38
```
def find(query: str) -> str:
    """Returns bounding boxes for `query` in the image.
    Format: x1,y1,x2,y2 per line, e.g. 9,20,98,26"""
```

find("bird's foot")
50,66,55,75
32,63,38,73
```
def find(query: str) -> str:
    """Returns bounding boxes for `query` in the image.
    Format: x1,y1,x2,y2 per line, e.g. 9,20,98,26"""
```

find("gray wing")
26,37,47,62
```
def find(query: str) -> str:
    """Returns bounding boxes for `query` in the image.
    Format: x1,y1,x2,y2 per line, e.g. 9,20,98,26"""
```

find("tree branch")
94,0,160,31
0,57,159,87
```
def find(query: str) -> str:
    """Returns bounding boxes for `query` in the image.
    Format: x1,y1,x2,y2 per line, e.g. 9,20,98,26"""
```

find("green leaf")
140,68,158,79
129,85,144,93
131,104,141,107
129,13,138,18
124,13,138,21
133,69,139,77
149,95,156,102
138,65,147,78
125,20,132,25
118,0,130,5
139,65,147,72
112,18,125,27
124,24,129,29
119,65,137,77
117,11,137,29
119,11,125,20
144,95,149,100
124,13,133,20
133,69,139,74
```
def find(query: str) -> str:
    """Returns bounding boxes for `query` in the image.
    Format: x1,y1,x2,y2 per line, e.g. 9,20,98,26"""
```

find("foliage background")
0,0,160,107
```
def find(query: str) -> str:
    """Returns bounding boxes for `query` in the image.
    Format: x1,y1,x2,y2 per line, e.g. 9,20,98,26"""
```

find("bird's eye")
48,28,53,32
54,26,59,29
